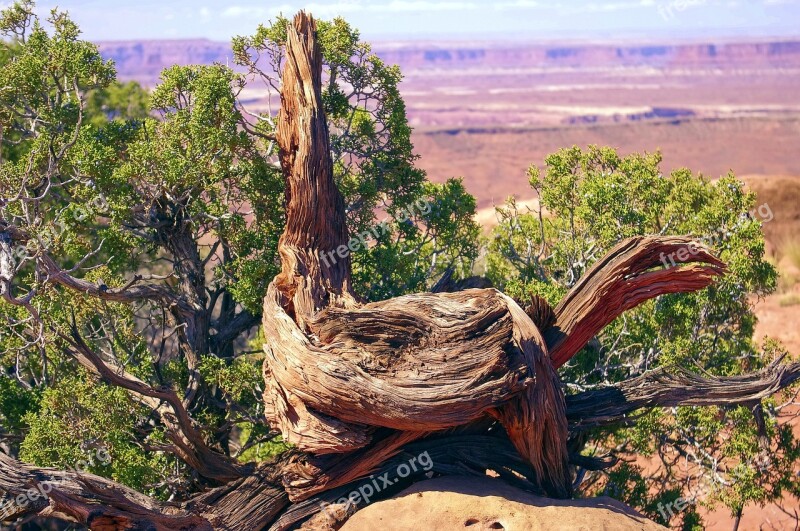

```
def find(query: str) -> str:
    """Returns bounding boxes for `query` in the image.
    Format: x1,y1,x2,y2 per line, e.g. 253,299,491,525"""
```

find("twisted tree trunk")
258,11,725,504
261,11,576,499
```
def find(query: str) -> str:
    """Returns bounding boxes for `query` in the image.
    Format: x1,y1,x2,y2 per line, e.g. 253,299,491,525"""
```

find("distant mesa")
98,39,233,86
567,107,697,126
96,38,800,87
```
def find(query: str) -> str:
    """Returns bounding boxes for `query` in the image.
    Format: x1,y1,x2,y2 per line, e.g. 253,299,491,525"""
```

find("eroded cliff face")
97,38,800,86
370,40,800,71
97,39,231,85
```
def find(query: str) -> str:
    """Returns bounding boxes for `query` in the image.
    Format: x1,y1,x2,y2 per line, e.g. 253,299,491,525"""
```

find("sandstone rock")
340,476,667,531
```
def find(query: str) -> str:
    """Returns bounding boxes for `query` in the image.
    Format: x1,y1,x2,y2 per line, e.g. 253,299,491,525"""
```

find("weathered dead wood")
259,12,731,504
488,294,570,498
185,464,289,530
525,294,557,332
263,285,572,496
0,449,299,530
566,354,800,431
0,451,212,530
279,430,429,501
545,236,726,368
271,11,358,329
262,11,572,498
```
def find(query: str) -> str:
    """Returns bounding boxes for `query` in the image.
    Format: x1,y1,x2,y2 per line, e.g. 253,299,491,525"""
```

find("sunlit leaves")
487,145,792,524
20,372,174,496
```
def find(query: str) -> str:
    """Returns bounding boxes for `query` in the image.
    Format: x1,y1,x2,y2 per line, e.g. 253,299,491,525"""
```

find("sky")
13,0,800,42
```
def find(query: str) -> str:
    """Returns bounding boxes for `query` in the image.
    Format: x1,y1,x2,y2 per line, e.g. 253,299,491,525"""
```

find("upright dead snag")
272,11,358,329
262,11,573,498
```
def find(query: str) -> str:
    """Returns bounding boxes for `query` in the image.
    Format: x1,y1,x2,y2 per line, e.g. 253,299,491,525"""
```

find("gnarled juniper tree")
0,3,798,530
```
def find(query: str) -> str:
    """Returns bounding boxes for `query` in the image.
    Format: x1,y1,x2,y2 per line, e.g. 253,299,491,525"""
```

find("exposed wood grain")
566,355,800,431
545,236,725,368
261,13,574,497
272,10,358,329
259,12,729,504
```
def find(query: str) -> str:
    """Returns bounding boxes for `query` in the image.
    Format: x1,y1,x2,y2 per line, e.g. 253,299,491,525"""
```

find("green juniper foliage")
487,146,799,527
0,1,797,527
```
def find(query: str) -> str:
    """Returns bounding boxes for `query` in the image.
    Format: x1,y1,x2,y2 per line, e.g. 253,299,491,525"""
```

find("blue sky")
14,0,800,42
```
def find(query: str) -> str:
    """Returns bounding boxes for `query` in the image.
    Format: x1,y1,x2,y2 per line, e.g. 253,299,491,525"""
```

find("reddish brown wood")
272,11,358,329
261,11,573,498
259,11,734,504
545,236,725,368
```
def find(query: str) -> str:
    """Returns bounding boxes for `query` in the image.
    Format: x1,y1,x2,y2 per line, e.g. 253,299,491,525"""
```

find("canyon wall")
97,38,800,86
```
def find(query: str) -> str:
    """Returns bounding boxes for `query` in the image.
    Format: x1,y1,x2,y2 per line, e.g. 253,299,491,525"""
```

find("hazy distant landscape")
98,37,800,210
96,36,800,254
